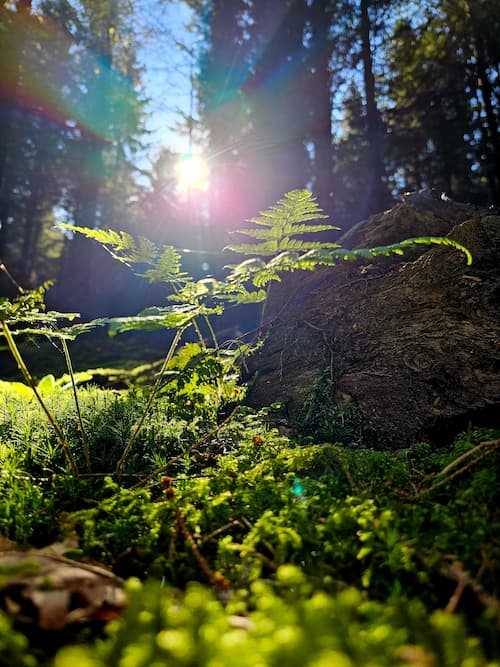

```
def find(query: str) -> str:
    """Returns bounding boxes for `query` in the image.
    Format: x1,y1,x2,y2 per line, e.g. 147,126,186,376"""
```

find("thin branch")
176,507,230,589
61,338,91,472
115,326,185,473
416,440,500,498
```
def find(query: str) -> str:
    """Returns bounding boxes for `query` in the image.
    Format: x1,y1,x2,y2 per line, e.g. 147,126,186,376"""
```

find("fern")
60,225,191,290
223,193,472,303
59,224,158,267
0,283,80,335
142,246,187,284
225,189,339,256
299,237,473,267
49,190,472,466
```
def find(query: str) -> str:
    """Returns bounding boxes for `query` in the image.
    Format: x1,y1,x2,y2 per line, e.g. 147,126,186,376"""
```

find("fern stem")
61,338,91,472
260,284,272,331
0,321,78,474
191,317,207,351
203,314,219,351
115,325,185,474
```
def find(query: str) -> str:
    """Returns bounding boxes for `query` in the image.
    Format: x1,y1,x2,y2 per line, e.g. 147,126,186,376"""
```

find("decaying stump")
245,192,500,447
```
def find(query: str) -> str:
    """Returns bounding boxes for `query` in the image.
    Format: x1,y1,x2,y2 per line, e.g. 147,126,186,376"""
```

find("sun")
175,153,210,194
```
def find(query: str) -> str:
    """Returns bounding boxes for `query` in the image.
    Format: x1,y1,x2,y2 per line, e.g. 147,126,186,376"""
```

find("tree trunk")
308,0,334,218
475,42,500,204
359,0,389,215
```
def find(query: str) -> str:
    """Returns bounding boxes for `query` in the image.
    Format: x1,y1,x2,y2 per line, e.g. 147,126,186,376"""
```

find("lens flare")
175,153,209,194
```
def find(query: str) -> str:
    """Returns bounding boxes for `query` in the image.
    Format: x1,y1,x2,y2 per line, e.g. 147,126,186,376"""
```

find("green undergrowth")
0,378,499,665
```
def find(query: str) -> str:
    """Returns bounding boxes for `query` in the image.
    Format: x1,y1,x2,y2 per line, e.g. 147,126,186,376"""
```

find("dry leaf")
0,541,125,631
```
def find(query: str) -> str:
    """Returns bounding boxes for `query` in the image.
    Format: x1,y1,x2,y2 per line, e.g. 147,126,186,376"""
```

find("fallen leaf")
0,542,125,630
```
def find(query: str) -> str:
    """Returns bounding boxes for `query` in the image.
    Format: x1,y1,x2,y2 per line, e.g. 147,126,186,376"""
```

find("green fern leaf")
129,237,158,264
398,237,473,264
143,246,185,284
227,288,268,304
282,224,340,236
226,241,280,256
225,189,338,257
99,305,200,337
225,258,268,281
230,228,283,241
252,271,281,288
60,224,158,266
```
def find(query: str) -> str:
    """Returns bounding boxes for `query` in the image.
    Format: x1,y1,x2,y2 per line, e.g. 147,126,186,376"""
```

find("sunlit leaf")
60,224,158,266
142,246,186,283
225,189,337,257
0,379,34,401
37,374,56,395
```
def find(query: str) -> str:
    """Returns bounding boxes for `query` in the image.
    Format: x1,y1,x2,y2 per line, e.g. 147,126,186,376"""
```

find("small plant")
0,190,472,477
0,192,496,667
0,281,83,473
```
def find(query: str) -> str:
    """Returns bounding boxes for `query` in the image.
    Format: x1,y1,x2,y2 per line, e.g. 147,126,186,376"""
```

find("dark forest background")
1,0,499,320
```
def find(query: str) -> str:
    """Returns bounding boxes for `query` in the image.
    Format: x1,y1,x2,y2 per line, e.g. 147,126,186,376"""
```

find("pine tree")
48,0,147,315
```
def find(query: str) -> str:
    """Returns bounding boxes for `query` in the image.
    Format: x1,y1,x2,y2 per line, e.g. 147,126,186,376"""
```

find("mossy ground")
0,377,499,666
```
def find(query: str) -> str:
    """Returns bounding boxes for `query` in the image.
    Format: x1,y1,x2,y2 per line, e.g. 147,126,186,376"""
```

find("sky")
25,0,196,158
135,0,199,158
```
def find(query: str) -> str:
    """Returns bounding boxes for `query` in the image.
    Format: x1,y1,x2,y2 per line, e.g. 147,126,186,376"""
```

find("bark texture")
245,192,500,447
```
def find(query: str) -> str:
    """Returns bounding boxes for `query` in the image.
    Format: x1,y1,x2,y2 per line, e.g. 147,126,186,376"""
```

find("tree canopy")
1,0,499,316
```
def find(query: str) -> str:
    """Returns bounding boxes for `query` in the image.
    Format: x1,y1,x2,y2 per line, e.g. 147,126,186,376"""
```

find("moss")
293,370,381,447
0,378,499,665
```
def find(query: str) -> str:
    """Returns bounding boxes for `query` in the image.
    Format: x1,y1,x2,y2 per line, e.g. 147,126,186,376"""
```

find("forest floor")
0,352,499,666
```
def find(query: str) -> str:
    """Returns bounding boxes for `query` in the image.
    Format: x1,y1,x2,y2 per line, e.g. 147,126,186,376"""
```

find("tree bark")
308,0,334,218
359,0,389,215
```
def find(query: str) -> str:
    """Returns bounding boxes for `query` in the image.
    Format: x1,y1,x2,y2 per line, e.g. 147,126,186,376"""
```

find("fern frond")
225,189,338,257
222,232,472,304
395,237,473,264
281,224,339,236
93,305,201,337
60,224,158,266
223,287,268,304
170,278,224,304
130,237,158,264
277,239,340,252
299,236,472,267
225,241,280,256
142,246,186,284
230,228,284,241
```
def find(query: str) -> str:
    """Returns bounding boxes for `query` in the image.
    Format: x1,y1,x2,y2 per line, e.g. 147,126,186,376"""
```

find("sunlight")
175,153,210,194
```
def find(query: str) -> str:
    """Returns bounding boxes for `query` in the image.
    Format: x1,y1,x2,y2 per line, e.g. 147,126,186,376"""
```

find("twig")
115,326,185,474
175,507,230,588
201,520,244,544
416,440,500,498
252,551,278,571
437,439,500,478
168,523,180,562
61,337,91,471
439,557,500,614
0,321,78,475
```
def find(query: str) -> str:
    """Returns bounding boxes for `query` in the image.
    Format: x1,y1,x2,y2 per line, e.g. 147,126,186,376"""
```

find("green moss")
50,577,498,667
0,378,499,665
